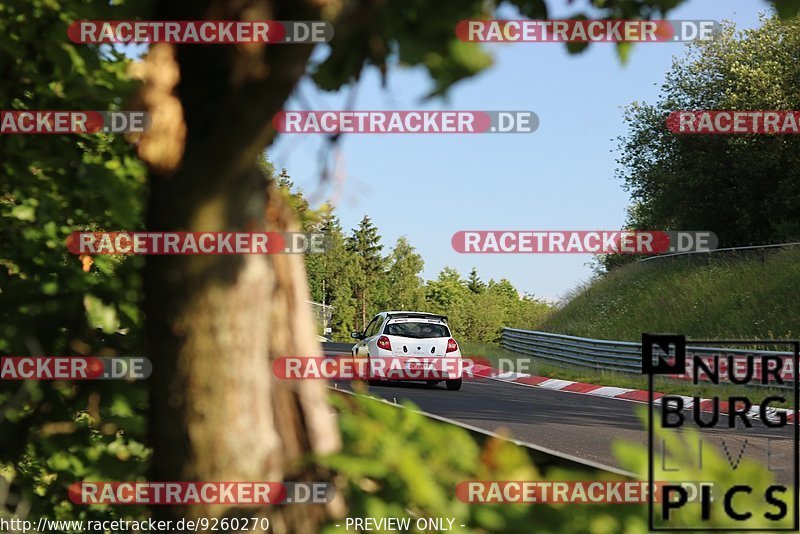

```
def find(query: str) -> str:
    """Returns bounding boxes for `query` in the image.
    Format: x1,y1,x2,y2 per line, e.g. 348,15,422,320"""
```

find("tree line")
267,159,553,343
603,14,800,271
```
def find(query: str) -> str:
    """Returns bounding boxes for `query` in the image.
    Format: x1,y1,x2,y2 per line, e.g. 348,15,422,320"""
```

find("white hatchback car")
351,311,463,391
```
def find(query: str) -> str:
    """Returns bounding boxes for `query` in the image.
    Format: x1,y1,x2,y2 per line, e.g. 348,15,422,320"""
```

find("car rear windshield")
383,321,450,339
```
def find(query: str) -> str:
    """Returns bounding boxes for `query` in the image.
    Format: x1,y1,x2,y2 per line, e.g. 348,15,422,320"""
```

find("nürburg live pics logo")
643,333,799,531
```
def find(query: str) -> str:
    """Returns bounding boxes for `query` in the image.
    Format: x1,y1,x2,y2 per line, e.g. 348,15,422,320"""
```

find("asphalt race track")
323,344,796,482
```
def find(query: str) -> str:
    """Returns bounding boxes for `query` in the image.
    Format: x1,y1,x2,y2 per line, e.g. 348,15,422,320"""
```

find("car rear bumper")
367,356,463,381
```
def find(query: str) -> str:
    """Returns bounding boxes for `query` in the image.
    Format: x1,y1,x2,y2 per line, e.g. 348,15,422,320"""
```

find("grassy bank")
540,247,800,342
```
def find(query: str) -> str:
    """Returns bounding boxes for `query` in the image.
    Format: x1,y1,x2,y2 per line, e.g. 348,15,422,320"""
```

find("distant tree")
509,294,553,331
611,15,800,273
385,237,426,311
264,156,316,229
347,216,386,330
466,267,486,294
487,278,519,302
487,278,521,330
307,208,359,340
305,204,333,303
425,267,469,314
450,291,507,342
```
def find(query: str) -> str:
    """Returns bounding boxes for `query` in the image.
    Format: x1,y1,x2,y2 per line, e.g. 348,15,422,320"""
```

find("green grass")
540,248,800,342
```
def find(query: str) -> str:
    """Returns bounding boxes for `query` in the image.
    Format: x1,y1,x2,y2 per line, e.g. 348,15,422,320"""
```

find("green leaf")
9,204,36,221
616,41,633,64
83,294,120,334
772,0,800,18
566,41,590,55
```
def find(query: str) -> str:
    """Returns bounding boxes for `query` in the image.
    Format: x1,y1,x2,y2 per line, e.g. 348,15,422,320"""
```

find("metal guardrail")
638,241,800,263
500,328,794,387
502,329,641,373
308,300,333,337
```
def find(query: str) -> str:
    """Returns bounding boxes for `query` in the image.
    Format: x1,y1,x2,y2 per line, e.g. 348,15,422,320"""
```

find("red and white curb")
470,365,795,424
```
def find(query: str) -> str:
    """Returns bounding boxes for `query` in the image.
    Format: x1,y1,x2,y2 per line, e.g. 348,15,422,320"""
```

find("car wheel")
445,378,462,391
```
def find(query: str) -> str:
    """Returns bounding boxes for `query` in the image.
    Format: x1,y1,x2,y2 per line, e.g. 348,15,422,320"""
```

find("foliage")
311,0,800,98
466,268,485,295
450,291,509,343
323,391,647,534
261,153,320,230
615,408,795,530
424,267,469,315
297,198,552,343
306,207,360,340
324,392,795,533
0,0,151,527
346,216,387,332
608,14,800,271
383,237,427,312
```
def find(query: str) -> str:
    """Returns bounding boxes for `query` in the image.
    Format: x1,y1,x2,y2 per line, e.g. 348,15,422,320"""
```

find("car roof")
380,311,448,322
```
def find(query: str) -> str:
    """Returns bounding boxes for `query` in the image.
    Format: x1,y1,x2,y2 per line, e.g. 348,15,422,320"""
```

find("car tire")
445,378,462,391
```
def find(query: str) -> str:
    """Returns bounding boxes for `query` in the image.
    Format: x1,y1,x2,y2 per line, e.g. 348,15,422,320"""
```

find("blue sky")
269,0,771,302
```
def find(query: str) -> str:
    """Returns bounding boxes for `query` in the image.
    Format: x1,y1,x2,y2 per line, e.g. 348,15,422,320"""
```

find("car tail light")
377,336,392,351
446,338,458,353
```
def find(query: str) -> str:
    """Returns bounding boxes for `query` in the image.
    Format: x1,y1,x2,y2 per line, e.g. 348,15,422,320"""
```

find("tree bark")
136,1,341,531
